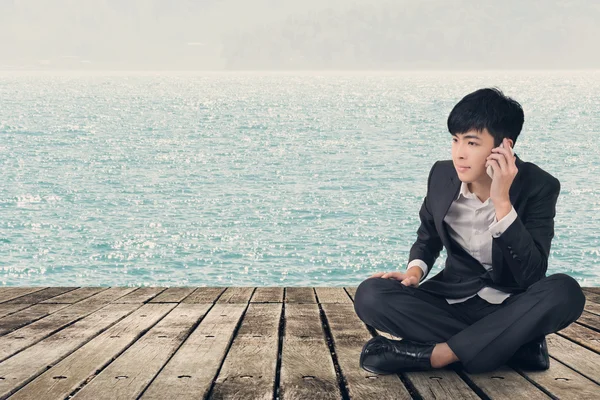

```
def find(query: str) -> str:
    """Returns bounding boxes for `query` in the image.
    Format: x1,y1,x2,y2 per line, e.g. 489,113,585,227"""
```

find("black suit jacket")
410,153,561,299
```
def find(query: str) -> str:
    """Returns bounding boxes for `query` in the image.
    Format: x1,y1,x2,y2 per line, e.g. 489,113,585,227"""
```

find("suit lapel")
435,154,524,247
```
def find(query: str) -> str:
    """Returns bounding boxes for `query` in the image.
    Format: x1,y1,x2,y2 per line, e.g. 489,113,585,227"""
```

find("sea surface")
1,70,599,287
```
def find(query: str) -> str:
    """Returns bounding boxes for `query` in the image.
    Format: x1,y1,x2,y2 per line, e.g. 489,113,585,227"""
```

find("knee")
544,273,586,317
354,278,379,322
354,277,395,323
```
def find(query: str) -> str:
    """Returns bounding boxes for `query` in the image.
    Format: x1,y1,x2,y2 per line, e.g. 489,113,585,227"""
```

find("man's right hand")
369,268,423,287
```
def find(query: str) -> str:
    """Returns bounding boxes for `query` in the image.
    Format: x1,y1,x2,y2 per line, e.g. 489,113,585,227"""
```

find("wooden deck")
0,287,599,399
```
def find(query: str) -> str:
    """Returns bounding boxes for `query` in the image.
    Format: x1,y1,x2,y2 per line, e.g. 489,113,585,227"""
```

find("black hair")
447,87,524,147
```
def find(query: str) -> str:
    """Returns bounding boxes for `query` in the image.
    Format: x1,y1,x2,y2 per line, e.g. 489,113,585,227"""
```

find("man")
353,88,586,374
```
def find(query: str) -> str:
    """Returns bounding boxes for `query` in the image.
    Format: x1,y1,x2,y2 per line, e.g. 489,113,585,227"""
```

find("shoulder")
518,160,561,195
428,160,454,181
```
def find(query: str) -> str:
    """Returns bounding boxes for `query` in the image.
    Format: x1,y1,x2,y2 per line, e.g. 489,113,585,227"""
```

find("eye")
452,138,477,146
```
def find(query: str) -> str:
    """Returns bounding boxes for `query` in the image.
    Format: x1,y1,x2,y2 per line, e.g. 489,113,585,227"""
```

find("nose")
454,142,468,159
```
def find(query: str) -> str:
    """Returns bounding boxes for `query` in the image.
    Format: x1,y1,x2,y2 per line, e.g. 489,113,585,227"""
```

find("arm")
407,161,443,282
490,177,561,289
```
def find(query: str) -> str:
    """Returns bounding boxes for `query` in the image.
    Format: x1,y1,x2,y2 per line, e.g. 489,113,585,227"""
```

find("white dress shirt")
407,181,518,304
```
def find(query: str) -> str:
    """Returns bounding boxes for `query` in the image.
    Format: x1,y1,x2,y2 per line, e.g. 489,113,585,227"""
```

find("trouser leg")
446,273,586,374
354,277,470,343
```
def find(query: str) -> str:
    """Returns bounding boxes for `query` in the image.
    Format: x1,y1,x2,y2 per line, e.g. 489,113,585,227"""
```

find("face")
451,128,513,183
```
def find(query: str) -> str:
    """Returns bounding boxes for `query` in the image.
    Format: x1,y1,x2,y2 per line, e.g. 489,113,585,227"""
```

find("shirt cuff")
407,259,428,282
489,206,518,238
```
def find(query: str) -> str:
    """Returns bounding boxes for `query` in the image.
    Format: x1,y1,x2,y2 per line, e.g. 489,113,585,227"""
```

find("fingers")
489,139,516,172
401,276,418,287
487,153,507,173
387,272,407,280
370,271,418,286
487,153,518,176
370,271,406,281
486,157,499,176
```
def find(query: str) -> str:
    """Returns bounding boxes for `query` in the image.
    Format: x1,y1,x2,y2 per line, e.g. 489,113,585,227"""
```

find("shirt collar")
456,181,472,200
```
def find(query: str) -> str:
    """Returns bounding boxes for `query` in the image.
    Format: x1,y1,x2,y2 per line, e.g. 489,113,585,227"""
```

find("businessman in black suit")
354,88,586,374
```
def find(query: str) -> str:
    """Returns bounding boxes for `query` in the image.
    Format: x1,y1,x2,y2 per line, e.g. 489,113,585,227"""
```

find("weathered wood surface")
0,286,598,399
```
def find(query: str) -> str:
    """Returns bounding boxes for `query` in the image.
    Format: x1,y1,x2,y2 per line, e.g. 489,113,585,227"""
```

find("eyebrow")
453,134,481,140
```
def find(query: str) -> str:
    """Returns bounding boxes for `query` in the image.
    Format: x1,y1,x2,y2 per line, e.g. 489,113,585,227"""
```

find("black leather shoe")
359,336,435,374
508,336,550,370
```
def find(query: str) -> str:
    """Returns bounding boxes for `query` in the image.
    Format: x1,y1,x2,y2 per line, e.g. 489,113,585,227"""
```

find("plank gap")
273,287,286,400
203,288,257,399
314,288,356,400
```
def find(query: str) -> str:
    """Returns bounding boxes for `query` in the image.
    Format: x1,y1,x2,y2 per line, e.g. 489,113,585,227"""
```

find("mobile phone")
487,142,515,179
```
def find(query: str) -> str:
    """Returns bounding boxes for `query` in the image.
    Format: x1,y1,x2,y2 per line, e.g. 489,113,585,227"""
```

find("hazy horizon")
1,0,599,71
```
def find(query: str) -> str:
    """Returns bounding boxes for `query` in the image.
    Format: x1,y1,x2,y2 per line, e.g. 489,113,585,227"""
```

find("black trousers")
354,273,586,374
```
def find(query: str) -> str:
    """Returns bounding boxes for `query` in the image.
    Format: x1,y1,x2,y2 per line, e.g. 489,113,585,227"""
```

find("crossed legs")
354,273,585,373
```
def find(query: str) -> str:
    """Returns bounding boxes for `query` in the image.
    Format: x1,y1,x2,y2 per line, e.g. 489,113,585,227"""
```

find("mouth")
456,166,470,172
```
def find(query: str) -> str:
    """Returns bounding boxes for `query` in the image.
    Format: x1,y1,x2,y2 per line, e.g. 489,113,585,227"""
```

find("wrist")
406,266,424,281
494,200,512,220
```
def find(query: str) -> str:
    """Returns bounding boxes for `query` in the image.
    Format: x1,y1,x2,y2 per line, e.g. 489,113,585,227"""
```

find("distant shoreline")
1,69,599,76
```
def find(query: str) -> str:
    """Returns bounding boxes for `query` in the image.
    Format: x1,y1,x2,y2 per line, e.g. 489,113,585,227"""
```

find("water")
1,70,599,287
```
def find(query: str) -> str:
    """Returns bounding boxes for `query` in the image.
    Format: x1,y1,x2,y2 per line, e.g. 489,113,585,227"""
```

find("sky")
1,0,598,70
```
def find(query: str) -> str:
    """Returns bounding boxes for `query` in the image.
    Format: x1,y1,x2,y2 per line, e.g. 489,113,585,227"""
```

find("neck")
467,179,492,203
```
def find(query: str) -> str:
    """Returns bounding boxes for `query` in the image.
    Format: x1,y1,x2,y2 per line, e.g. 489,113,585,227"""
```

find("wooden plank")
0,303,143,399
0,288,47,304
6,303,179,400
321,303,414,399
558,322,600,353
111,287,167,303
148,287,196,303
279,303,341,399
0,287,136,362
584,300,600,316
251,287,284,303
315,287,352,304
584,291,600,304
0,303,71,335
285,287,316,303
66,303,208,400
3,287,78,304
464,366,550,399
405,369,484,399
216,287,255,304
547,334,600,383
139,303,246,399
40,287,107,303
207,303,281,400
0,304,30,319
182,287,227,303
576,311,600,331
515,356,600,400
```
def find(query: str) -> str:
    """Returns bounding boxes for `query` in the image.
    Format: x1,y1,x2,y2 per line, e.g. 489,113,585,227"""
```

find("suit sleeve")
408,161,443,282
491,177,561,289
